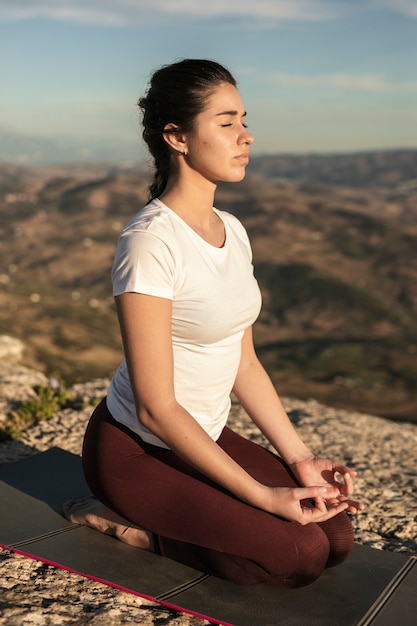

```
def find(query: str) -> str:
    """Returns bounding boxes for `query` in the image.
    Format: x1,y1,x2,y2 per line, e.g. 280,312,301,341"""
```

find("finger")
296,486,328,501
327,495,364,514
322,484,340,499
344,498,365,511
333,463,357,477
341,472,354,495
313,495,327,512
299,501,349,524
324,497,342,506
333,470,356,494
333,471,354,495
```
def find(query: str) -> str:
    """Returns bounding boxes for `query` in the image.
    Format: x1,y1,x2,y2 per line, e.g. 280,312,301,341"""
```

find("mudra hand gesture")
290,456,364,514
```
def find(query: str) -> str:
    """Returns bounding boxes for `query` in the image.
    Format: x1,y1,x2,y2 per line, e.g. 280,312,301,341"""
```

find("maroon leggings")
82,399,354,588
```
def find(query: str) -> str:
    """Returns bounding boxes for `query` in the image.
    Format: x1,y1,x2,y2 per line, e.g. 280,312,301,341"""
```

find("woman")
64,59,363,588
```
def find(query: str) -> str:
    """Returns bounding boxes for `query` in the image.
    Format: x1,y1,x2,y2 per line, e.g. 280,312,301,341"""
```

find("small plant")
0,380,83,442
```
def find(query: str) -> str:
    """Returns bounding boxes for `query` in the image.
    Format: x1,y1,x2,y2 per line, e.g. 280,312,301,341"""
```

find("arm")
232,326,313,464
116,292,266,506
233,327,363,512
116,293,351,522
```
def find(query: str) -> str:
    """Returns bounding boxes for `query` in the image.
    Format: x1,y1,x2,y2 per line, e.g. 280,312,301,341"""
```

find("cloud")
370,1,417,18
151,0,341,20
0,1,126,26
1,0,416,26
267,72,417,92
0,0,346,25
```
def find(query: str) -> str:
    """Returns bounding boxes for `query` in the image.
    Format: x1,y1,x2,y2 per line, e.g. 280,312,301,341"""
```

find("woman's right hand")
260,485,349,525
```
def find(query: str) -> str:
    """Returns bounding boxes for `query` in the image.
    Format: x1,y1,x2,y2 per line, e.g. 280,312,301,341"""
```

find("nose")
240,127,254,146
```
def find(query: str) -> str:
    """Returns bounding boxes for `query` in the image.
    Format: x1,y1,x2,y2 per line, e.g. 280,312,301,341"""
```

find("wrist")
275,437,313,467
288,453,315,467
239,480,271,511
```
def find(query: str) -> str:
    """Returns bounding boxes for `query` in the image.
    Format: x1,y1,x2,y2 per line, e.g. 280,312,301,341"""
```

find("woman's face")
185,82,254,185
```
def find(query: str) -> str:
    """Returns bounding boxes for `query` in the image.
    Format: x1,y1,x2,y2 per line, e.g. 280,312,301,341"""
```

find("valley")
1,151,416,422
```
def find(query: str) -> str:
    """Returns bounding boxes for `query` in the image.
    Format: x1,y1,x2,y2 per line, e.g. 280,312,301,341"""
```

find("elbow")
136,404,159,430
136,398,176,435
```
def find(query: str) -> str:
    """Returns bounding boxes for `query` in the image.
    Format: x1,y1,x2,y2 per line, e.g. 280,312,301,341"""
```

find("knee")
325,513,355,568
268,526,330,589
287,541,330,588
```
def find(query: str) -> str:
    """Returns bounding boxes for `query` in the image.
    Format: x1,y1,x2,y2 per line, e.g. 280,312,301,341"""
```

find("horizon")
1,1,417,157
2,142,417,168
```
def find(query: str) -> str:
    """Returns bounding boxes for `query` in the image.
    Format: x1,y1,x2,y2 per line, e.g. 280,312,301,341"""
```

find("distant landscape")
1,149,416,423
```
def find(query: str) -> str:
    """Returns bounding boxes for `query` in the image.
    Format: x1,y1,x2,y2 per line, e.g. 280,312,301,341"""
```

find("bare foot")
63,496,156,551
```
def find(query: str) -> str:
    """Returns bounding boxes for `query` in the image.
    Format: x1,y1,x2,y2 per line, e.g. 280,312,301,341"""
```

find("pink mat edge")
0,542,233,626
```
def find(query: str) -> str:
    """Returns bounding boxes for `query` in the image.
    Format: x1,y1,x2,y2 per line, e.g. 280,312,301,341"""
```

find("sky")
1,0,417,155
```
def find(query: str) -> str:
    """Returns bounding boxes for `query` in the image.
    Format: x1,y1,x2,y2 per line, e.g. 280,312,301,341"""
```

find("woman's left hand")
289,456,364,514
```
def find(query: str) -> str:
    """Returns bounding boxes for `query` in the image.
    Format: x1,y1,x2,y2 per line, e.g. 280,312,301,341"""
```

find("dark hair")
138,59,236,200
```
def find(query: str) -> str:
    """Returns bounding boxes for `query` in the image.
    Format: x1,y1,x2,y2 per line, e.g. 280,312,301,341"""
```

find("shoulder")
113,199,182,267
112,200,180,297
122,199,173,235
118,199,183,252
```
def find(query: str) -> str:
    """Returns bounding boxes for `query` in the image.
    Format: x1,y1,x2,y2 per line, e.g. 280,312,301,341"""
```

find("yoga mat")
1,448,415,625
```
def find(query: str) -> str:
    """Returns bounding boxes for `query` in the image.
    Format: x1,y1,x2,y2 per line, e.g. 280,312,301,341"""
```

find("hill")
0,154,416,422
0,128,142,165
250,149,417,188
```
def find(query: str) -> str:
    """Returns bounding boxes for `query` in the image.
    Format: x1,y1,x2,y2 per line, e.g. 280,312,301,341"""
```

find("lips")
235,153,250,163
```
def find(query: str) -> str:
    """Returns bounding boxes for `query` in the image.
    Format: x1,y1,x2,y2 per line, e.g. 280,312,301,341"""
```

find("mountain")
2,126,417,186
249,150,417,188
0,156,416,423
0,128,141,165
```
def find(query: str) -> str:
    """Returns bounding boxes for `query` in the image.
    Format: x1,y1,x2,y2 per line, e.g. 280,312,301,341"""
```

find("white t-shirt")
106,198,262,448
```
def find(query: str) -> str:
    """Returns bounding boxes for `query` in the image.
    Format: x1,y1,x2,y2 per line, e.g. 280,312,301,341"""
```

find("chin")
234,170,247,182
223,170,247,184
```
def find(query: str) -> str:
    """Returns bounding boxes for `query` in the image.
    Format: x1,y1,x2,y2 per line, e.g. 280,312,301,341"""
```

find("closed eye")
216,109,248,128
221,122,248,128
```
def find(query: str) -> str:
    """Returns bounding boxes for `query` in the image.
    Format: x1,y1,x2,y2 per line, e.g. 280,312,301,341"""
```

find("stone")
0,361,416,624
0,335,24,362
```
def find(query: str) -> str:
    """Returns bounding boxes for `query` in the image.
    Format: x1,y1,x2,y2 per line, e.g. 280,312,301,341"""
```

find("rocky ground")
1,360,416,625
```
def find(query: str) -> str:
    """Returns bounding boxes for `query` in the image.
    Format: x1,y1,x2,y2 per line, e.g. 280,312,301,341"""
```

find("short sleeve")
112,229,176,299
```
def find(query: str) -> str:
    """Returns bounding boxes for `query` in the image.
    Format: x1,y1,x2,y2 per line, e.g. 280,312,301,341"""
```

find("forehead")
203,82,245,115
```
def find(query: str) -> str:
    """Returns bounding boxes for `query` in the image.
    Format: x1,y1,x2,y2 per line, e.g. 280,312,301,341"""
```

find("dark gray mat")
1,448,415,625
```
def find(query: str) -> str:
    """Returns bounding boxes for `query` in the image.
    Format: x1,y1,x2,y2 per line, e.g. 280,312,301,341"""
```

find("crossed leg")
66,399,354,587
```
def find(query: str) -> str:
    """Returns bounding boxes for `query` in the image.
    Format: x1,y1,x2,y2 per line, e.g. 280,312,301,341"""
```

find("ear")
162,123,188,155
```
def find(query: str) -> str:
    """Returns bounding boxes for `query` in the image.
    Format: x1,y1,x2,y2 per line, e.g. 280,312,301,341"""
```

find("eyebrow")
215,110,247,117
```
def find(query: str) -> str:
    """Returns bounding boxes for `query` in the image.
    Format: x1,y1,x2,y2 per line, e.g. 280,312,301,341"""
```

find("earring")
183,148,188,156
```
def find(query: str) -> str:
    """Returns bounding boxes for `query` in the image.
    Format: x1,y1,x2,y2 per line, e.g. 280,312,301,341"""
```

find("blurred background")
1,1,417,423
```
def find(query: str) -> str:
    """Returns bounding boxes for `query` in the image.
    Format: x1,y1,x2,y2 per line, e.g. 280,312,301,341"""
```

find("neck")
159,176,225,248
159,176,217,228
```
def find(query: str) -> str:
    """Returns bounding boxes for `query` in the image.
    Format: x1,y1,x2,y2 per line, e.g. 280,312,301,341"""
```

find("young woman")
64,59,363,588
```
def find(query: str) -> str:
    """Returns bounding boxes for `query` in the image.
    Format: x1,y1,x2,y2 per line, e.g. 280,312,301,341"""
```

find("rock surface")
0,336,24,363
1,361,416,625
